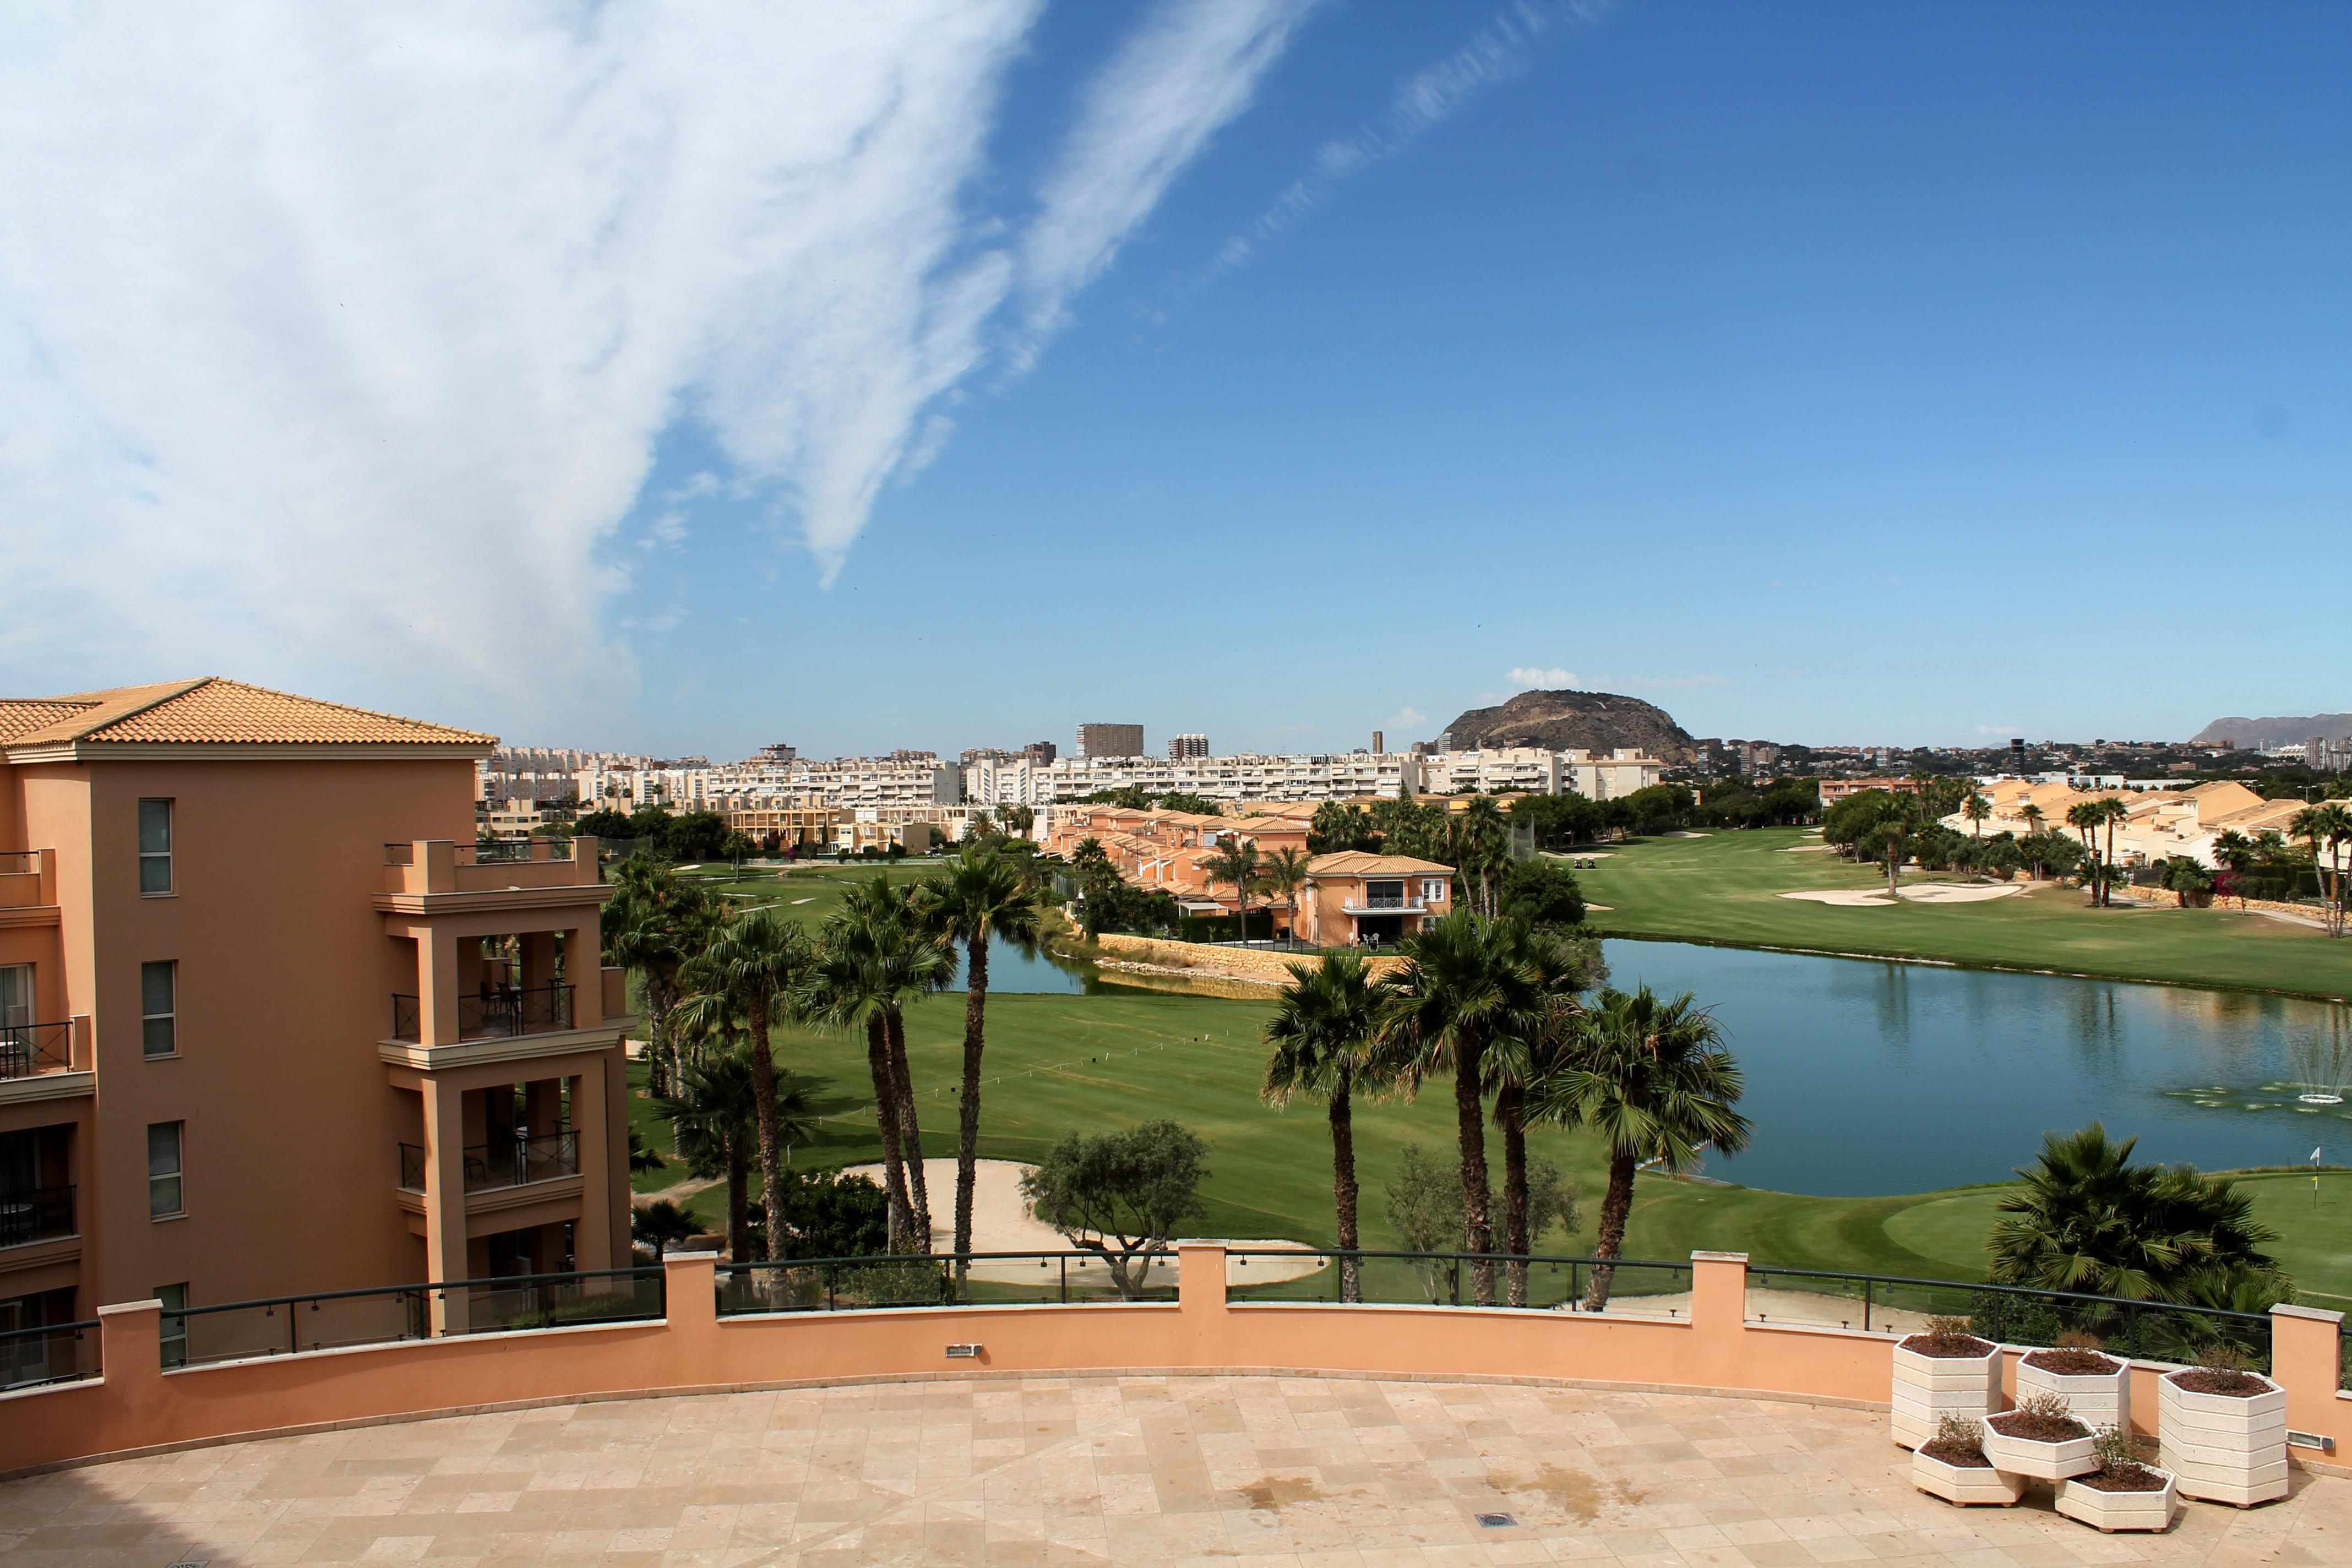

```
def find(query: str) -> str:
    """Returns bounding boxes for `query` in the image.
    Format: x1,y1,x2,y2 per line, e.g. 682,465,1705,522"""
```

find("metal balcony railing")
0,1021,72,1080
0,1184,74,1248
0,851,39,875
388,982,574,1043
398,1130,579,1193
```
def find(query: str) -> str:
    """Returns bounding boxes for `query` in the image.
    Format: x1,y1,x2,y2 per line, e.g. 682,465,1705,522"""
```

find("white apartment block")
1422,749,1561,796
961,755,1043,808
1037,753,1422,805
1561,749,1667,800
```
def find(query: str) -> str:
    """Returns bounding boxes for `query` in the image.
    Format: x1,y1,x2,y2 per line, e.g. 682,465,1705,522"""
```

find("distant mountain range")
1439,689,1696,762
2191,713,2352,749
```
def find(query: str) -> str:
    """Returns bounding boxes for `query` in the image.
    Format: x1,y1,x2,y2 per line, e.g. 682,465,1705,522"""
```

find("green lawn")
672,859,939,928
623,986,2352,1300
1574,827,2352,1001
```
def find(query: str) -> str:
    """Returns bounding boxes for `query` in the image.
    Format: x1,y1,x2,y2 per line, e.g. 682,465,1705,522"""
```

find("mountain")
1439,689,1696,762
2192,712,2352,750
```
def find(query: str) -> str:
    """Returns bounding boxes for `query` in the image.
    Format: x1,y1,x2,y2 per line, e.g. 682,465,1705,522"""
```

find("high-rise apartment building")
0,679,636,1351
1168,733,1208,760
1075,723,1145,760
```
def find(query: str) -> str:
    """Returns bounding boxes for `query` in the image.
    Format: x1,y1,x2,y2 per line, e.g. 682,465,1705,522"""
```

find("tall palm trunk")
1453,1047,1495,1305
2103,820,2117,906
1583,1150,1640,1311
955,934,990,1262
865,1016,913,1248
645,982,674,1098
725,1135,750,1263
744,1001,789,1263
1499,1083,1528,1308
1329,1070,1359,1304
885,1010,932,1249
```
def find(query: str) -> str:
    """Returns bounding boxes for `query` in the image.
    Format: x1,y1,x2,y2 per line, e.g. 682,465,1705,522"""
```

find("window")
138,799,173,895
156,1283,188,1368
1423,879,1447,903
141,962,177,1058
147,1121,183,1218
0,964,30,1031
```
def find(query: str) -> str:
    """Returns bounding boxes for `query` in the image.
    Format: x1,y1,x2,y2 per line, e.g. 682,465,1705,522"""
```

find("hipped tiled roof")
2,678,494,755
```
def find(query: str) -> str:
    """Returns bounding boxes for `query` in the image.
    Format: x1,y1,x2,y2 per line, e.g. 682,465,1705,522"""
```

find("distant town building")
1076,722,1145,759
1168,733,1208,760
1022,740,1058,765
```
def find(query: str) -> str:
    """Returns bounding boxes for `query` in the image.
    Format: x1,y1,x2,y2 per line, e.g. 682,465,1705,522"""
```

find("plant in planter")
1913,1413,2027,1507
2056,1425,2180,1533
1981,1391,2098,1481
2017,1329,2130,1433
1891,1315,2002,1450
2158,1343,2288,1506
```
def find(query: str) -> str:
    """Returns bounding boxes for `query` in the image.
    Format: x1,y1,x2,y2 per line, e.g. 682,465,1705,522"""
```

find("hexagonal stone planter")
1891,1332,2001,1449
2055,1468,2181,1533
1980,1412,2097,1481
1912,1447,2027,1507
2158,1368,2288,1506
2016,1347,2129,1434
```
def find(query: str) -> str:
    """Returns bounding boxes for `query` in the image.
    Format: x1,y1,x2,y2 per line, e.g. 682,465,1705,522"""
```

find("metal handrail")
387,982,574,1043
717,1249,1184,1312
0,850,40,875
168,1266,661,1323
1739,1263,2274,1325
0,1183,75,1248
382,842,415,865
0,1317,100,1391
398,1131,579,1193
0,1021,72,1079
162,1266,667,1362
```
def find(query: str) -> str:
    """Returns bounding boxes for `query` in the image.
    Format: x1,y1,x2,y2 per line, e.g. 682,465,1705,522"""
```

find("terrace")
1,1248,2346,1562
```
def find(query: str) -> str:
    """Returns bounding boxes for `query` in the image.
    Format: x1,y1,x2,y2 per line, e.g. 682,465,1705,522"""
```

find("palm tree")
1261,952,1387,1302
655,1043,760,1261
673,910,812,1262
632,1199,698,1260
1482,929,1604,1305
2291,803,2352,937
1375,911,1545,1305
1457,797,1512,916
2093,797,2131,907
1202,835,1264,941
601,857,715,1096
1259,847,1311,941
2066,801,2106,905
1990,1123,2285,1305
2020,801,2045,837
923,844,1049,1259
1962,792,1991,840
1532,984,1751,1311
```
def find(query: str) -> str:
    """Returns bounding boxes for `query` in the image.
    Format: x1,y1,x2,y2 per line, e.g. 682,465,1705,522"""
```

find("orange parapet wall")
3,1249,2346,1480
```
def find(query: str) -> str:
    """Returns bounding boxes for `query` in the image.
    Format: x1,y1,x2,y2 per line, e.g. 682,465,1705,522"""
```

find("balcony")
0,849,55,913
0,1184,74,1249
382,837,605,896
399,1131,578,1193
389,982,573,1044
0,1022,72,1081
1341,895,1427,915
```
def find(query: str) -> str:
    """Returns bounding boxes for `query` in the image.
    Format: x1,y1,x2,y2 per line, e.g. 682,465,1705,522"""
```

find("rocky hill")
2191,712,2352,750
1439,689,1696,762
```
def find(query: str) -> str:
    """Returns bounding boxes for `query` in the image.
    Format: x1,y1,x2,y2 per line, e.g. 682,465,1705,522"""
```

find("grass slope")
1576,827,2352,1000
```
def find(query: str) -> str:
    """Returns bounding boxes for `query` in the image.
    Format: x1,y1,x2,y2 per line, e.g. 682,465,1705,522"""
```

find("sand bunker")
844,1159,1327,1286
1778,884,2023,907
1778,843,1837,853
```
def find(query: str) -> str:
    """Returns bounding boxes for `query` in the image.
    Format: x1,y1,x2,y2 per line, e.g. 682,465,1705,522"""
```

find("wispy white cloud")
1189,0,1613,290
1509,666,1579,689
1394,705,1427,726
0,0,1311,726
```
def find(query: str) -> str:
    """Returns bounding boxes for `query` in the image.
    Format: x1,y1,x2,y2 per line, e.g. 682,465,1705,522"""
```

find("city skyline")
3,2,2344,758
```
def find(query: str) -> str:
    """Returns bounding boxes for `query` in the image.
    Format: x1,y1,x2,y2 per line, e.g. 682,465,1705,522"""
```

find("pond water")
1602,939,2352,1196
944,934,1096,994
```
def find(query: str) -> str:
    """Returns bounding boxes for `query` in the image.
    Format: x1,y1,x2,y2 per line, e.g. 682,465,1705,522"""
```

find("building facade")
1075,723,1146,760
1,679,636,1355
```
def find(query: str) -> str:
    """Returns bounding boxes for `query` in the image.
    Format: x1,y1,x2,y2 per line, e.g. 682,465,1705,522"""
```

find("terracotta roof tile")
1306,851,1456,877
4,678,494,751
0,700,95,744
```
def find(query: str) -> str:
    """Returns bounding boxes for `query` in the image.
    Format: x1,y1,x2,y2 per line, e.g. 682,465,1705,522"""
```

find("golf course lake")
1604,938,2352,1195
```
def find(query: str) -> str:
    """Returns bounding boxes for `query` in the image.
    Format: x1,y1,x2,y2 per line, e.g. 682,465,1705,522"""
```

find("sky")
2,1,2345,759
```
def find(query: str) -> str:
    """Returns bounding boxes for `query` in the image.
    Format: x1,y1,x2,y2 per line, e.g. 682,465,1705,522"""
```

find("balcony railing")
0,1184,74,1248
399,1130,579,1193
457,840,542,865
0,1317,99,1392
0,851,38,875
163,1267,663,1364
1341,896,1425,914
0,1021,72,1080
389,982,574,1043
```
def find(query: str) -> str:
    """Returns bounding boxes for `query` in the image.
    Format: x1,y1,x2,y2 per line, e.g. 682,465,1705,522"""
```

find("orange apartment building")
1294,852,1455,946
1,679,635,1370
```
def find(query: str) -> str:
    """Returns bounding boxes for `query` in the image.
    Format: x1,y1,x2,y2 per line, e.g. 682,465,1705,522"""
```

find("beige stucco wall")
1092,933,1404,986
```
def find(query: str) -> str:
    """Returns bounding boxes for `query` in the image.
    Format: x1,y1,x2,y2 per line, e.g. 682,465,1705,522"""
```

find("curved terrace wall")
4,1247,2346,1481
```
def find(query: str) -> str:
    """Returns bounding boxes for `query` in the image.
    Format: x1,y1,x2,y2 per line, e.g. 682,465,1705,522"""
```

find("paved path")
2,1374,2341,1565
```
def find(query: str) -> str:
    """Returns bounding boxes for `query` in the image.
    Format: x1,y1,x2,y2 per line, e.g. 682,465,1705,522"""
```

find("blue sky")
5,2,2345,758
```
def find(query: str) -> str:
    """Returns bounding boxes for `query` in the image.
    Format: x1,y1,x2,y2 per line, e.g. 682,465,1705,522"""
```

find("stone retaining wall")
2129,885,2334,923
1091,932,1407,987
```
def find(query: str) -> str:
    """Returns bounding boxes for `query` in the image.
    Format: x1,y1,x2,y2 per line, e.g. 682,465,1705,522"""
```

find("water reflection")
1599,939,2352,1196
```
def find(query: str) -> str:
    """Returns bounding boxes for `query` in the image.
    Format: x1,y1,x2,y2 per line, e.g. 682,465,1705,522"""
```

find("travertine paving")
1,1375,2342,1566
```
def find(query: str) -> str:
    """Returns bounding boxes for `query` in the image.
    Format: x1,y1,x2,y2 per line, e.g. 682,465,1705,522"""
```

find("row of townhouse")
981,748,1666,808
1936,778,2316,869
1418,748,1666,800
2,679,638,1366
1037,802,1455,945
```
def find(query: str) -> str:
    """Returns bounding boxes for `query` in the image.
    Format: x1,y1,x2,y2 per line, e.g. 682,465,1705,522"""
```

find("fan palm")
1962,792,1991,839
2065,801,2106,903
601,857,716,1095
1531,984,1751,1311
1989,1123,2286,1304
1482,931,1606,1304
2092,797,2131,906
1456,797,1512,916
1261,952,1389,1302
655,1044,758,1260
1259,847,1311,940
1374,910,1546,1304
922,845,1049,1258
2291,803,2352,937
673,910,812,1262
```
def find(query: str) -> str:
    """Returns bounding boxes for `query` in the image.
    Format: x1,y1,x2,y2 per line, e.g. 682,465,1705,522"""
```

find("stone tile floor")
0,1376,2342,1566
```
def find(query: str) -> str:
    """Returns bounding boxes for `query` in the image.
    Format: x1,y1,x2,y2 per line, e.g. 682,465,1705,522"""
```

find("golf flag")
2316,1147,2326,1167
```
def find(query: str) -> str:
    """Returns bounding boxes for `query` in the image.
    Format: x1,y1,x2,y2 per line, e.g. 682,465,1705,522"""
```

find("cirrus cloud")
1509,666,1579,689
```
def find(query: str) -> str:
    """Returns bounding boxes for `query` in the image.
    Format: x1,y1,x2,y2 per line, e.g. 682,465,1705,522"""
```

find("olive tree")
1021,1121,1208,1299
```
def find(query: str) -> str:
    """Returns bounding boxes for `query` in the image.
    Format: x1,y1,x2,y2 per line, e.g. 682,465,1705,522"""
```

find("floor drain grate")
1474,1512,1518,1528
